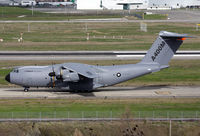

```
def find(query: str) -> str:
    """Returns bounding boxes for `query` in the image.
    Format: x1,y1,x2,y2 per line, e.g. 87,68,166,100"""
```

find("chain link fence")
0,111,199,119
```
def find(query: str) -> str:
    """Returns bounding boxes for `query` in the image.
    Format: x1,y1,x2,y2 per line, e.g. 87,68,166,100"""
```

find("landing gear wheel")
24,87,29,92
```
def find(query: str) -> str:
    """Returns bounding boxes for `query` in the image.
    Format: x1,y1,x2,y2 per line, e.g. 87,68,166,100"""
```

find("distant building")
77,0,148,10
9,1,20,6
0,0,12,5
148,0,200,9
1,0,200,9
35,0,74,6
77,0,200,10
35,0,74,2
20,0,36,6
3,0,37,6
0,0,74,6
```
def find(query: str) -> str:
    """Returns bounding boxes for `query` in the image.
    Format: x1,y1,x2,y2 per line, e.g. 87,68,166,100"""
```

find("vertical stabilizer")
141,31,190,66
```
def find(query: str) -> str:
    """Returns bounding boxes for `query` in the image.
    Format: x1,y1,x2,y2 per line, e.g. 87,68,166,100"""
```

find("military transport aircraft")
5,31,191,92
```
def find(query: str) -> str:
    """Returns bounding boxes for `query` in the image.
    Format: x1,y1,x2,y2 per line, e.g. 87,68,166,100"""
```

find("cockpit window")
13,69,19,73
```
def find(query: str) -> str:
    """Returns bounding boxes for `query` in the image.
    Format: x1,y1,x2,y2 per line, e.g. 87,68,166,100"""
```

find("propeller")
55,66,64,80
48,65,79,84
48,63,56,77
48,63,56,87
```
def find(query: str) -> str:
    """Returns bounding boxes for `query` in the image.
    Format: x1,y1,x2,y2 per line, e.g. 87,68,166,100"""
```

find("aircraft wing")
63,63,98,79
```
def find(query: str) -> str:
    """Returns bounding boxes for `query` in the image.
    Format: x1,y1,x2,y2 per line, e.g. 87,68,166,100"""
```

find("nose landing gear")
24,87,30,92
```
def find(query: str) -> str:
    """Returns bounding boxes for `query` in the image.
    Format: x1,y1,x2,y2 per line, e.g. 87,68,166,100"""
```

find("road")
0,51,200,60
0,86,200,99
151,10,200,21
1,19,200,23
1,9,200,23
2,9,200,23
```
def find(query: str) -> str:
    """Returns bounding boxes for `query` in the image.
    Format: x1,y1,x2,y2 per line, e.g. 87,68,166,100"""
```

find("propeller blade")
56,67,63,80
49,72,56,77
49,63,56,77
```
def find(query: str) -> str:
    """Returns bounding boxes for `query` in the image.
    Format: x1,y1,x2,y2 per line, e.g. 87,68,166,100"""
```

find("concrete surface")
0,51,200,60
0,86,199,99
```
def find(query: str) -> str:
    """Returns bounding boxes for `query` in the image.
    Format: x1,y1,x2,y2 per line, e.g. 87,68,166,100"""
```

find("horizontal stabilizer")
159,31,193,39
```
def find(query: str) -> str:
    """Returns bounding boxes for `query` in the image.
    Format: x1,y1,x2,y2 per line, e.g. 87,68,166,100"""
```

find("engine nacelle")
62,72,79,82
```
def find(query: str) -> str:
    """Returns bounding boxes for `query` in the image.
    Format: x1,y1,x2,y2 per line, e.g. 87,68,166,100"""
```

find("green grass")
126,61,200,86
0,69,11,85
0,7,168,21
0,98,199,117
144,14,168,20
0,7,122,20
0,22,199,51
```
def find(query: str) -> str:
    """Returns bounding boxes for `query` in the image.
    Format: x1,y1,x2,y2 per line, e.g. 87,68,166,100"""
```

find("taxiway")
0,86,199,99
0,51,200,60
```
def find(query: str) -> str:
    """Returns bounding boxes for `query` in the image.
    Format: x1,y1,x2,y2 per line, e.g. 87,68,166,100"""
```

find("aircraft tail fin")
140,31,191,66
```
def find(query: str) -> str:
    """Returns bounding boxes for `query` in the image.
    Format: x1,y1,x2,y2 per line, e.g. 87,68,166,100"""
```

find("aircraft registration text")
151,41,165,61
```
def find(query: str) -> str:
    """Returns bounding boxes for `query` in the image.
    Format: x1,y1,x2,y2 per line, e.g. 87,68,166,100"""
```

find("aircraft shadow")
96,85,170,92
4,88,55,92
4,88,96,97
4,85,170,97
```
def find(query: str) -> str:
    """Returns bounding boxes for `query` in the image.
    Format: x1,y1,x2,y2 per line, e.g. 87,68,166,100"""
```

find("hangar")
77,0,148,10
77,0,200,10
149,0,200,9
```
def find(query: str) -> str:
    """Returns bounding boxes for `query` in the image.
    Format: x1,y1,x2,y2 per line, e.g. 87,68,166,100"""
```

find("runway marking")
116,55,200,58
154,91,172,95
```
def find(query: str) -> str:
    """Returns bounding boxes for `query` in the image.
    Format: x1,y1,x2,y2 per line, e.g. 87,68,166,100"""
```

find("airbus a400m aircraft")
5,31,191,92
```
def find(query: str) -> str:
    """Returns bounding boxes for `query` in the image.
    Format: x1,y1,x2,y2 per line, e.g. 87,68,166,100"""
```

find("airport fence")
0,111,199,120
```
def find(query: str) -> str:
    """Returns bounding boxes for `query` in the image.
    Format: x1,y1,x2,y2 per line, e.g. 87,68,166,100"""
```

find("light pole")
31,2,34,16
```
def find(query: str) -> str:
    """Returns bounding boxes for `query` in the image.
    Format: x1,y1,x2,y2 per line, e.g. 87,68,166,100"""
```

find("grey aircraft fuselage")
5,31,191,92
8,63,161,91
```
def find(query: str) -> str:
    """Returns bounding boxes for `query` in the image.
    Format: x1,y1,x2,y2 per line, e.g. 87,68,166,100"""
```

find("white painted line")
116,55,145,58
175,55,200,57
116,55,200,58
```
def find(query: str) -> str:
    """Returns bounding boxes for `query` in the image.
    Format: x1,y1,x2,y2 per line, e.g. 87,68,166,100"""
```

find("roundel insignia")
116,73,121,77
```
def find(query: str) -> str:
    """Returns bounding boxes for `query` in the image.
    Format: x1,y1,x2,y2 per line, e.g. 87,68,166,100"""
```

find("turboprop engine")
48,66,79,82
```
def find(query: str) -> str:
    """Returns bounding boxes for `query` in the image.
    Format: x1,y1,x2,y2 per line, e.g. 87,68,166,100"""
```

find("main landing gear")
24,87,30,92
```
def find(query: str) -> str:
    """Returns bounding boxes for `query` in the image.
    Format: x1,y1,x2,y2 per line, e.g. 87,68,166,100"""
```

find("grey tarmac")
0,86,200,99
0,51,200,60
1,19,200,23
2,9,200,23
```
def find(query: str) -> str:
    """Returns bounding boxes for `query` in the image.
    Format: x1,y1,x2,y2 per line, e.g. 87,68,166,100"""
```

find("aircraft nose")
5,74,10,83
